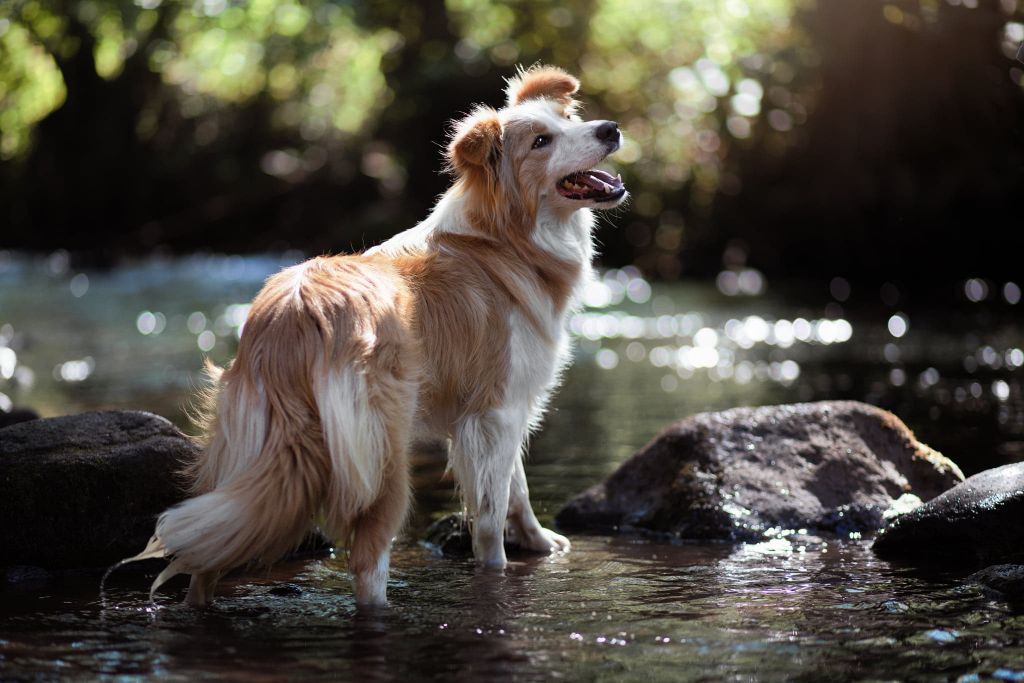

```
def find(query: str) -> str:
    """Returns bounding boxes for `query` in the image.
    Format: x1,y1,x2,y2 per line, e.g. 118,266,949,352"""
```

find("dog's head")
446,65,627,236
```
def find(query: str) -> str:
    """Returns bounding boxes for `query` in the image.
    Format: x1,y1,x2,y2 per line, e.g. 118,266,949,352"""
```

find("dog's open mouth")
556,169,626,202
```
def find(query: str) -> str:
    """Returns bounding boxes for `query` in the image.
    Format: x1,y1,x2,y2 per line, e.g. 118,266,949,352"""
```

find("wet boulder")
423,512,475,557
969,565,1024,599
0,407,39,429
421,512,525,558
0,410,195,569
556,401,963,542
873,463,1024,566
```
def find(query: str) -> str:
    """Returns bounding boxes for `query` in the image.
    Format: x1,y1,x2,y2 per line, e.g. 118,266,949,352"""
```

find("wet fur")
131,65,626,607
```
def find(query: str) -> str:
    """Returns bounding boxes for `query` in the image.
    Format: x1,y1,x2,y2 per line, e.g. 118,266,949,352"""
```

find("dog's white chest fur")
510,207,595,420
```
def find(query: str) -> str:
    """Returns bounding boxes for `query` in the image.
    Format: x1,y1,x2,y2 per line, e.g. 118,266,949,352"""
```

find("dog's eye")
531,134,552,150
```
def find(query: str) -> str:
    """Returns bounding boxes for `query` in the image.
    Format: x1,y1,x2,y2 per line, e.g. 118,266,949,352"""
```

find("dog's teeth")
560,176,599,196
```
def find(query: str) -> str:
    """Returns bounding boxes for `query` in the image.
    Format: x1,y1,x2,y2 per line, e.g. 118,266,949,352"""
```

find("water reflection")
0,252,1021,479
573,296,853,394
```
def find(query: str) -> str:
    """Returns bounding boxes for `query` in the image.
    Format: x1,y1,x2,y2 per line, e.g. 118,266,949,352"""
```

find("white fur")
148,491,241,597
367,192,475,258
449,407,525,566
211,378,267,486
532,205,596,268
155,492,240,564
513,100,620,210
285,260,313,301
315,365,387,518
353,549,390,606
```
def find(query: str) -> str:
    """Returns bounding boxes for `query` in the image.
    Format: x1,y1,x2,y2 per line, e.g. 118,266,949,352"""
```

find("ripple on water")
5,534,1024,681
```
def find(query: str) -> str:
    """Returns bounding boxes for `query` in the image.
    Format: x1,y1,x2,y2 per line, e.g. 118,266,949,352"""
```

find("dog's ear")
447,106,502,174
505,65,580,108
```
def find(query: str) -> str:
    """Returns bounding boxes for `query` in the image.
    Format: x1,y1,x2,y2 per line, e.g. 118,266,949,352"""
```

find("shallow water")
5,541,1024,681
1,252,1023,681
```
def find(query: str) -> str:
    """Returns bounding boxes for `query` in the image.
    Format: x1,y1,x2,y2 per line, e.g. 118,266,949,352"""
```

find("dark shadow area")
1,0,1021,290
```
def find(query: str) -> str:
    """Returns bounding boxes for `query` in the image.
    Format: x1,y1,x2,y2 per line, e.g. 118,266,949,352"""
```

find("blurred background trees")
1,0,1022,286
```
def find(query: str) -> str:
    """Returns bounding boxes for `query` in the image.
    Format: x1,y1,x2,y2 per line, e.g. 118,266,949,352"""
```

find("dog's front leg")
508,458,571,555
449,410,524,569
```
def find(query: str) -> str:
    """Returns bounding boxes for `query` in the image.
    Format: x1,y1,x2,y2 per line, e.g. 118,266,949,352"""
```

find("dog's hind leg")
185,571,220,606
348,454,410,607
316,359,416,607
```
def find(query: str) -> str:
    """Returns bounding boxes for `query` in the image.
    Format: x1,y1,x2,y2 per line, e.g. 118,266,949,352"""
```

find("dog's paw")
521,526,571,555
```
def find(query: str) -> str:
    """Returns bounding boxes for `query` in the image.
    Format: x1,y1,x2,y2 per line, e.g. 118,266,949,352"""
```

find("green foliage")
161,1,398,133
4,0,1020,184
0,0,810,169
1,0,398,155
585,0,808,207
1,0,1022,279
0,16,65,159
439,0,813,213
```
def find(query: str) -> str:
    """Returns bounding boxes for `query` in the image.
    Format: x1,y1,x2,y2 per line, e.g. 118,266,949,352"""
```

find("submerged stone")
423,513,475,557
873,462,1024,566
556,401,963,542
422,512,526,558
268,583,304,597
968,564,1024,598
0,410,195,569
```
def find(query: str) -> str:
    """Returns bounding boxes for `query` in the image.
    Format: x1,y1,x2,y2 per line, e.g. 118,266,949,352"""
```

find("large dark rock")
969,565,1024,599
556,401,963,542
0,410,196,569
873,462,1024,566
0,407,40,429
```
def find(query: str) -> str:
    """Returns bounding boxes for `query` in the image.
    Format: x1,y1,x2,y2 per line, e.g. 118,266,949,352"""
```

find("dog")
128,65,627,607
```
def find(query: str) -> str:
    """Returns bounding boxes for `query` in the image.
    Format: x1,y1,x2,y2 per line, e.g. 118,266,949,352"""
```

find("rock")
0,410,196,568
423,513,474,556
0,407,40,429
268,583,303,597
873,463,1024,566
556,401,963,542
421,512,523,558
968,565,1024,598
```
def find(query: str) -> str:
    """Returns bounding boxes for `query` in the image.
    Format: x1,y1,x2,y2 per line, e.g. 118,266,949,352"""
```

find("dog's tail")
134,369,331,599
153,453,322,599
128,363,399,600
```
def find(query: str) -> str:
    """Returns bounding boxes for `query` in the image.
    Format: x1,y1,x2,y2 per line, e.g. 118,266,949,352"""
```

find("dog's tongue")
573,169,622,193
558,168,626,200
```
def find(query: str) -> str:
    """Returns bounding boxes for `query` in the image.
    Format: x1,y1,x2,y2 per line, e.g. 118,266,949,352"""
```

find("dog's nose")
595,121,620,142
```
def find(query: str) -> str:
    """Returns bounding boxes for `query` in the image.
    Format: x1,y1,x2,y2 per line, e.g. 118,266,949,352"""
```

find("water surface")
1,253,1022,681
5,540,1024,681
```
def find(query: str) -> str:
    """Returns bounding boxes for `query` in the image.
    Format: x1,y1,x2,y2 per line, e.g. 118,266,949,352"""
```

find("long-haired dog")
129,65,627,607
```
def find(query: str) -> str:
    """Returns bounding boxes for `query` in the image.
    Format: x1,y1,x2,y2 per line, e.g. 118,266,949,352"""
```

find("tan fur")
129,64,625,608
505,65,580,109
448,106,503,170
